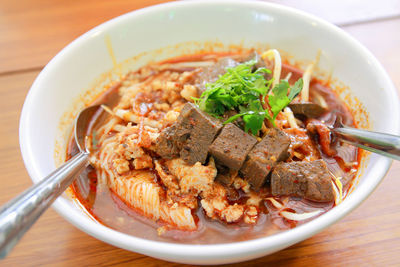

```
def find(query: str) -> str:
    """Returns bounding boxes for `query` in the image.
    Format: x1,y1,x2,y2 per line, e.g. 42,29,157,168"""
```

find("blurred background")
0,0,399,266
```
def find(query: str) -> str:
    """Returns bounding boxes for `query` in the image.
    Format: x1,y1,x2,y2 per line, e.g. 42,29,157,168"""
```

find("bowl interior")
19,1,399,264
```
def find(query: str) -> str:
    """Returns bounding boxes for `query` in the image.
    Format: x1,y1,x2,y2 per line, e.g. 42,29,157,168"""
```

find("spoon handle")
333,127,400,161
0,152,89,258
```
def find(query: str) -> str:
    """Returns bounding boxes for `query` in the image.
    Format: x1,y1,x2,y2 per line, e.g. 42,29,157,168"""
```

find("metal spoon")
331,117,400,161
0,105,102,258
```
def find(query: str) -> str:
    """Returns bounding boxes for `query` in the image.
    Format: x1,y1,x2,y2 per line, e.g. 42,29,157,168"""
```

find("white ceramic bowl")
19,0,400,264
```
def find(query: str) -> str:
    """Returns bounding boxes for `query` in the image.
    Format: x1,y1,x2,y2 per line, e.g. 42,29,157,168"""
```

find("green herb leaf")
269,80,291,118
224,100,266,135
266,78,304,126
288,78,304,100
243,111,266,135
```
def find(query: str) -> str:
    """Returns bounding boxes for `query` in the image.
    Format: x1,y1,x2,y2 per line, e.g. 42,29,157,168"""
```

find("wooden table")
1,1,399,266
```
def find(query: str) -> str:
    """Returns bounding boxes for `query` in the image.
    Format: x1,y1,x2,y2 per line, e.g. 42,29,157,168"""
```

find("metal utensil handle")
0,152,89,258
333,127,400,161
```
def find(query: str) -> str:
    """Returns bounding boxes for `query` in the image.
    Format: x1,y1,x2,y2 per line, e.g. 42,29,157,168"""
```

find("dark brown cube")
155,103,222,165
271,160,334,202
240,128,290,190
209,123,257,170
177,103,223,165
154,125,180,159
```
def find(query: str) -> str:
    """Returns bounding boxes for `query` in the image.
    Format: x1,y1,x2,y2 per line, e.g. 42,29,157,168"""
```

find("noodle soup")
67,51,360,243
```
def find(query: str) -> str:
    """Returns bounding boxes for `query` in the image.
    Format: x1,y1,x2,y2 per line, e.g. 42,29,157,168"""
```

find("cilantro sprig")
194,59,303,135
195,59,271,116
267,78,303,124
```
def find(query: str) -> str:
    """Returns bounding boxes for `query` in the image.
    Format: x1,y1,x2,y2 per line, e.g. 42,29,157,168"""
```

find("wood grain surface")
0,1,399,266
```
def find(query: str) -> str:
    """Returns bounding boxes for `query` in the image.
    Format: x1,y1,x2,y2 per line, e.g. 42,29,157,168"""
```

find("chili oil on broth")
66,52,360,244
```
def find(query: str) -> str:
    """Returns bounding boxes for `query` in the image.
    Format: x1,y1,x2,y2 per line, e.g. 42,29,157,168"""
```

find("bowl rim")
19,0,400,262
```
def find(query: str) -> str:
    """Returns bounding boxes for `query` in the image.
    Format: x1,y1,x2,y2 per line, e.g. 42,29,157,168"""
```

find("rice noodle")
280,209,323,221
113,124,127,132
283,107,298,129
332,176,343,205
268,195,324,222
313,91,328,109
101,104,115,116
266,197,284,209
295,118,303,126
97,117,119,143
95,136,120,185
301,51,321,102
261,49,282,88
284,72,292,82
293,151,305,160
261,122,268,135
